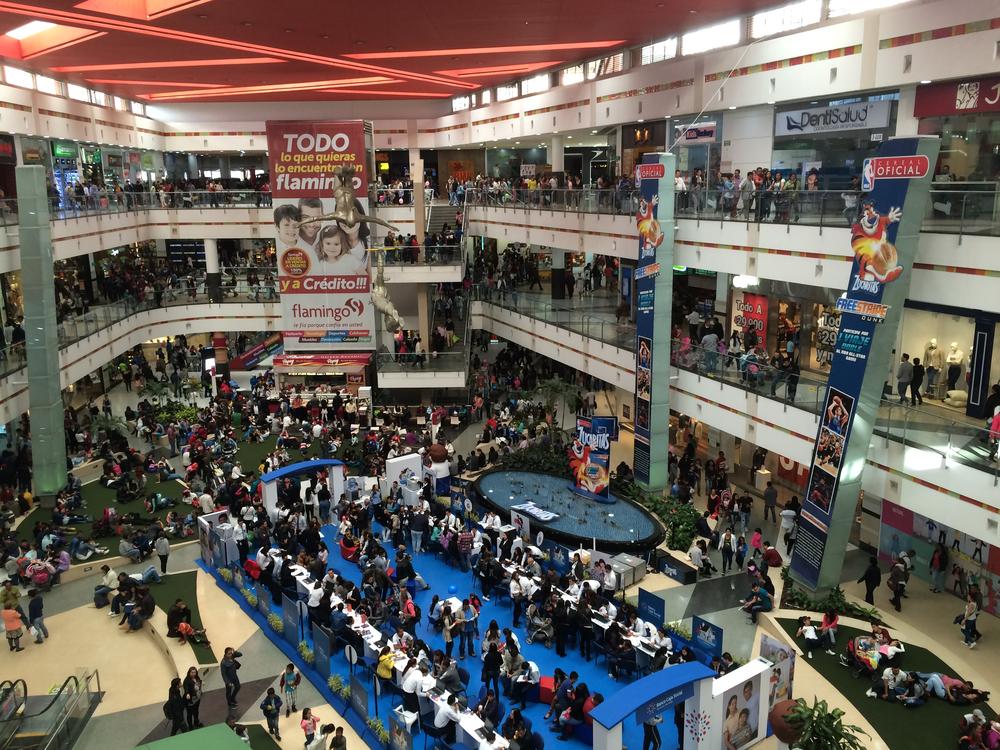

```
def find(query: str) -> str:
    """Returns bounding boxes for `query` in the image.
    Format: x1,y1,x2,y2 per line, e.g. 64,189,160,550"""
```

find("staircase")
426,202,456,235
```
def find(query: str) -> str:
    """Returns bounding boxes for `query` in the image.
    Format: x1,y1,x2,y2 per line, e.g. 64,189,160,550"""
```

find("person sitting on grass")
866,663,906,701
795,615,823,659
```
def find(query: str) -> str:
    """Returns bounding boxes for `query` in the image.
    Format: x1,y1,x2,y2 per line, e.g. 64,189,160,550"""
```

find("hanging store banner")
913,76,1000,117
568,415,619,499
633,154,675,489
789,136,939,591
730,291,768,349
266,120,375,351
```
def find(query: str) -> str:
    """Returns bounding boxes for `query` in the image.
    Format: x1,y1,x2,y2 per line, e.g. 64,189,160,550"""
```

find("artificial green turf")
71,436,326,561
155,570,216,665
245,724,282,750
777,619,995,750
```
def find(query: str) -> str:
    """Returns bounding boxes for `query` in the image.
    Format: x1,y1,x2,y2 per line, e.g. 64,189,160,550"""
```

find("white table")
445,596,463,613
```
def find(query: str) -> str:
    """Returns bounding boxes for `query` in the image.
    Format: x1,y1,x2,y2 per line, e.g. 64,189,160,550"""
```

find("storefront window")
897,308,975,407
772,96,898,189
918,114,1000,182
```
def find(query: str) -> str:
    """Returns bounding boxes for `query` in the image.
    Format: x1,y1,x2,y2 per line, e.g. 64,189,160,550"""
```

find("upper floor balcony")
465,184,1000,312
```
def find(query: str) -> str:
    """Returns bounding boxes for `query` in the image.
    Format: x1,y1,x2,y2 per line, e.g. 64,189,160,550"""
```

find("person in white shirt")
199,492,215,514
401,662,423,712
603,567,618,595
307,582,324,608
600,600,618,620
795,615,822,659
392,626,414,652
566,580,583,599
649,627,673,652
433,694,462,743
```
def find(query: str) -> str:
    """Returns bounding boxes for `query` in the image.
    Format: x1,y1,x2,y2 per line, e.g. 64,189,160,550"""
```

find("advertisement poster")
880,498,999,615
509,510,532,541
350,674,368,720
389,711,413,750
692,615,724,658
720,680,762,750
638,588,667,629
266,120,375,351
568,415,618,498
281,593,300,647
759,634,796,717
789,138,938,590
730,291,768,349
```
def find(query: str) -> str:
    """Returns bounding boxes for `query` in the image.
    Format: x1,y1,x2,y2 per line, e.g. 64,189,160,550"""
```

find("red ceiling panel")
0,0,780,101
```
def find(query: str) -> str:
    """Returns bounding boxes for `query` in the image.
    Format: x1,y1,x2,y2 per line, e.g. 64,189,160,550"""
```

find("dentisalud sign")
775,100,892,136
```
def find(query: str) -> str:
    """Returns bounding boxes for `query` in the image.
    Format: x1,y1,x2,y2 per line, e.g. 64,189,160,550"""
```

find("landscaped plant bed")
778,568,885,624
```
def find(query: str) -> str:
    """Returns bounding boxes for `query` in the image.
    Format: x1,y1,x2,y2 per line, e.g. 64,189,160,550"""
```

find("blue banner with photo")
789,137,938,590
692,615,723,658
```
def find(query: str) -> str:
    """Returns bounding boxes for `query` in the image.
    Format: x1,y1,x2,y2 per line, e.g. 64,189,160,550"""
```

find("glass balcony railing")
465,183,1000,238
375,351,468,374
471,291,999,480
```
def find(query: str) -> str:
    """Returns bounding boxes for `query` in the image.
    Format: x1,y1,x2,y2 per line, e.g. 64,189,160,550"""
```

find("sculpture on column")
298,165,405,333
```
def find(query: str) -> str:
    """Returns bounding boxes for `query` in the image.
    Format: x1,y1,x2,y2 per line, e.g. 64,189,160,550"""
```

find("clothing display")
946,344,964,391
923,339,943,396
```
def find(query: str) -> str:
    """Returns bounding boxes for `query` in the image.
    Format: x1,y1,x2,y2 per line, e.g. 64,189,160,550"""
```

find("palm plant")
138,378,171,404
532,377,580,433
777,698,868,750
89,413,128,440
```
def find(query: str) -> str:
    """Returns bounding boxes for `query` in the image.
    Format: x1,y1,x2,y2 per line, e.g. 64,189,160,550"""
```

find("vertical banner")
789,137,940,591
633,153,675,489
691,615,723,658
281,593,300,647
568,415,619,499
266,121,375,351
637,588,667,628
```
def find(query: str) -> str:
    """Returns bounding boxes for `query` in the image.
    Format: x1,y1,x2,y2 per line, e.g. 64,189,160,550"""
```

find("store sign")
52,141,76,158
674,121,717,144
140,152,155,170
22,147,42,164
273,353,371,368
568,415,618,499
266,120,374,351
520,163,536,177
789,137,939,591
730,291,768,347
775,100,891,136
0,135,14,166
914,75,1000,117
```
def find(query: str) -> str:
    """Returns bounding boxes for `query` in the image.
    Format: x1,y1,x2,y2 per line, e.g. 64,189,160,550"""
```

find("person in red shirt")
761,542,783,571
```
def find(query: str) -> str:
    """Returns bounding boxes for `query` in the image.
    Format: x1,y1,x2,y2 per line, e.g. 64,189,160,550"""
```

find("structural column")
416,287,430,363
549,136,564,173
409,149,425,245
550,249,566,301
17,165,66,506
204,238,221,303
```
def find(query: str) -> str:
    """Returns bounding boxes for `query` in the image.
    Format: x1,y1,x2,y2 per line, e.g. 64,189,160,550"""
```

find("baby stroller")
837,636,883,679
524,602,553,648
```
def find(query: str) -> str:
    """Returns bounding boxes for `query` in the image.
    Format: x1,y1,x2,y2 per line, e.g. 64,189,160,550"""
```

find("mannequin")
946,341,964,391
923,338,943,397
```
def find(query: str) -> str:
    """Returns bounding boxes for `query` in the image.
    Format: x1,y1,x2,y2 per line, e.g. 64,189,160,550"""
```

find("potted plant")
218,568,233,583
266,612,284,633
769,698,868,749
298,640,315,665
240,587,258,607
367,717,390,747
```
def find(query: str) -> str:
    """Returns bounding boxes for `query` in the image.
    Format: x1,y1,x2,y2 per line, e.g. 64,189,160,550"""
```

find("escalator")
0,671,101,750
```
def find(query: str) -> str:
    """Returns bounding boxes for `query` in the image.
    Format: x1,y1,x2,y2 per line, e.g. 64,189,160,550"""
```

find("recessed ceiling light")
284,28,293,33
766,100,775,105
386,46,395,51
515,141,520,144
920,79,932,84
637,119,644,123
6,20,55,39
553,131,559,134
354,40,365,46
728,105,736,110
567,135,573,139
810,101,818,104
241,21,252,26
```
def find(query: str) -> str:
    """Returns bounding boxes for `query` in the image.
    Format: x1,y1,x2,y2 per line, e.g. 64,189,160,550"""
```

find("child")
795,615,822,659
317,225,364,274
273,204,301,249
279,663,301,717
735,535,748,570
750,528,763,560
260,687,283,740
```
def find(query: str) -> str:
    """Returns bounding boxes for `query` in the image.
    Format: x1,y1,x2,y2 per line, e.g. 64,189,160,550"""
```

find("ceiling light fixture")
52,57,285,72
920,79,932,84
0,3,474,90
6,20,55,39
87,78,226,88
345,40,626,60
728,105,736,109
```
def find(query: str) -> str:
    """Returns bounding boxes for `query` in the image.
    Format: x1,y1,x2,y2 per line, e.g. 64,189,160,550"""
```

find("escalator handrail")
0,674,81,722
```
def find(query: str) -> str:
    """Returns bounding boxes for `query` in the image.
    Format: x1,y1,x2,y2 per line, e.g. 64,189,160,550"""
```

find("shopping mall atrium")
0,1,997,749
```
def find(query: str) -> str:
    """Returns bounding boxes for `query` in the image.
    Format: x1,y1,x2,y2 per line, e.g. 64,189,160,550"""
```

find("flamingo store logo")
280,247,311,277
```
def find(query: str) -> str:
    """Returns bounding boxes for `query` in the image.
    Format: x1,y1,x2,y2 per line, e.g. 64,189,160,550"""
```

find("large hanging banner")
266,120,375,351
789,137,939,591
568,415,619,499
632,153,675,489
